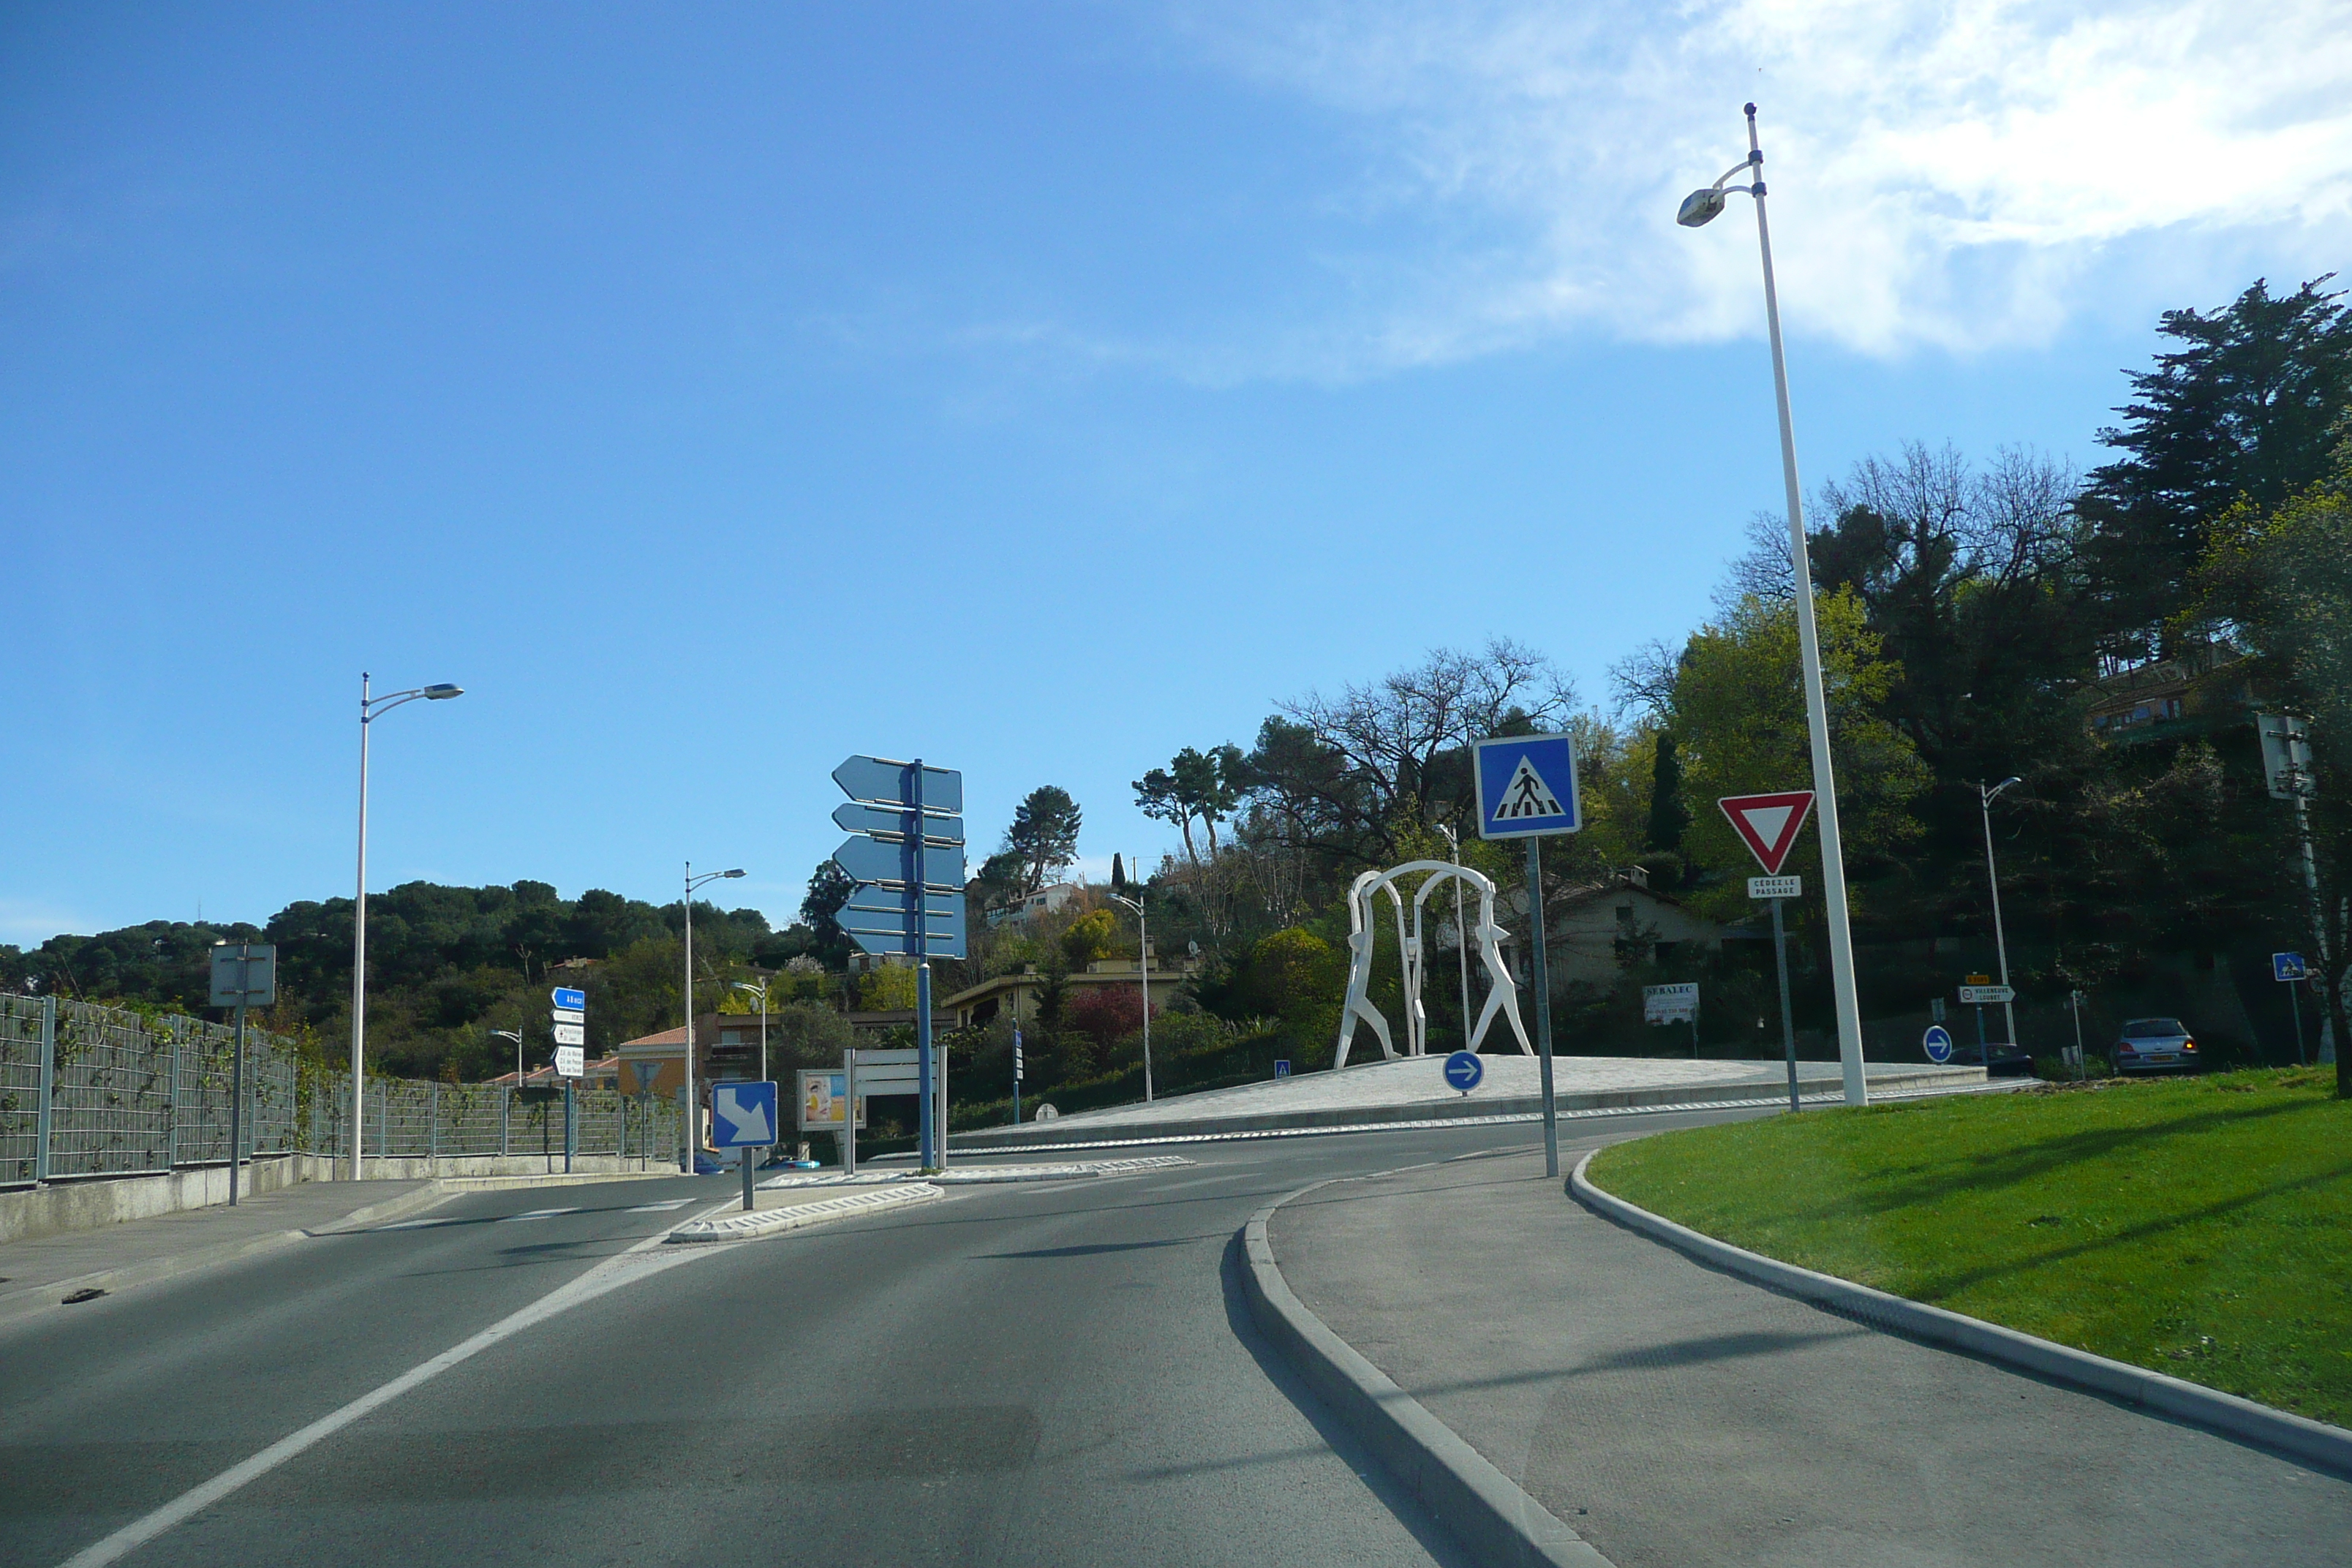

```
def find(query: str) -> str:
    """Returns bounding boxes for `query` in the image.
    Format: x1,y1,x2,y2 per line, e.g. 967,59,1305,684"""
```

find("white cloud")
1166,0,2352,363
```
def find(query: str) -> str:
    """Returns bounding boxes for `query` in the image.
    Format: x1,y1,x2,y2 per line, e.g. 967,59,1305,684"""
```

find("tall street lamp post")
1979,777,2024,1055
1110,872,1155,1104
1438,821,1474,1052
491,1028,524,1082
350,674,464,1178
1678,104,1869,1106
682,864,745,1171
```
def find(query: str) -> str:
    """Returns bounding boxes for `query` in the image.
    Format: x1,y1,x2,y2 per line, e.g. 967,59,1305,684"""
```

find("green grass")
1587,1068,2352,1428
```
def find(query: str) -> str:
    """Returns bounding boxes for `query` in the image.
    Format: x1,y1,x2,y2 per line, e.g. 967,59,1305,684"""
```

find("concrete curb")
1569,1149,2352,1478
1240,1186,1614,1567
666,1182,943,1244
954,1066,1987,1153
760,1156,1193,1191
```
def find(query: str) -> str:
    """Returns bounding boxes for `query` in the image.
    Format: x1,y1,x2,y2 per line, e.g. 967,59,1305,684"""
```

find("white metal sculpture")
1335,860,1531,1069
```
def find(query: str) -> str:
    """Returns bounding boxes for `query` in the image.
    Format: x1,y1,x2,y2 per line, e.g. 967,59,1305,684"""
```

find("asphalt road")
1,1121,1564,1568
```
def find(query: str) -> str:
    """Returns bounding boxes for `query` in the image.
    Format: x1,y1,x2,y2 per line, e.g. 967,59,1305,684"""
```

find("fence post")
377,1085,387,1164
167,1021,181,1171
429,1079,440,1164
501,1085,510,1158
34,995,56,1183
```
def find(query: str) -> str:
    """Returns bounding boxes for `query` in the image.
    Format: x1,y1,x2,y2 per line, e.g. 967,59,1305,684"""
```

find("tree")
1134,745,1244,866
2080,276,2352,655
799,860,854,969
1645,731,1689,853
1006,786,1083,896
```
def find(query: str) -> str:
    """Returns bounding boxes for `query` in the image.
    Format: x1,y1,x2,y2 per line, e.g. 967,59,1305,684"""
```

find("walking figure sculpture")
1334,861,1533,1069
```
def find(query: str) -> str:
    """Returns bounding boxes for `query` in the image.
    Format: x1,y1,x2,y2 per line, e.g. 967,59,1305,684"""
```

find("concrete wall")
0,1152,663,1245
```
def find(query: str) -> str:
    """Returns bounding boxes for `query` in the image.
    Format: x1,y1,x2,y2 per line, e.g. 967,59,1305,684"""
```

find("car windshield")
2122,1018,2188,1037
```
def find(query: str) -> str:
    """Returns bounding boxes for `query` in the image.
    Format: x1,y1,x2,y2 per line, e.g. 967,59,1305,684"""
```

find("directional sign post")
209,942,276,1206
1441,1050,1484,1096
1011,1027,1022,1126
551,987,589,1173
712,1081,777,1211
1472,732,1581,1178
1721,792,1817,1113
2274,953,2311,1066
833,755,968,1169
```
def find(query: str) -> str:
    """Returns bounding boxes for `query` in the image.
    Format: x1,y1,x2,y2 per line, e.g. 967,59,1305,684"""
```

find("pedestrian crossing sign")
1472,733,1582,840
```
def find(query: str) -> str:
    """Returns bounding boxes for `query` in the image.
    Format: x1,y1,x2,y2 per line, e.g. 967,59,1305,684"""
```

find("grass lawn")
1586,1068,2352,1428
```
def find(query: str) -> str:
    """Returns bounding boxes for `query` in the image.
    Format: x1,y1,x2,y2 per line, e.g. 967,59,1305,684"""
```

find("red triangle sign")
1717,791,1816,875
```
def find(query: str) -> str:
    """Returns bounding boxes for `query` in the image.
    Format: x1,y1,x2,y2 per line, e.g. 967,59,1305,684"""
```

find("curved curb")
1569,1149,2352,1477
1240,1186,1614,1567
666,1182,943,1243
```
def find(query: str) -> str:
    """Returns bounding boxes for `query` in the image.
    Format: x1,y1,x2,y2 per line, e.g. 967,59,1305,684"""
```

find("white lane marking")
626,1199,693,1213
53,1194,743,1568
372,1217,461,1232
497,1207,581,1223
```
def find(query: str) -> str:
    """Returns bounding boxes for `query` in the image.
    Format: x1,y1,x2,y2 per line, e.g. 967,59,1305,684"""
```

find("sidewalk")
1267,1142,2352,1568
0,1177,447,1329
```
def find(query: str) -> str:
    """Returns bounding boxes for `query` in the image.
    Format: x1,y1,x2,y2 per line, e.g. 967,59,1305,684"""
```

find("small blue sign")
832,835,966,890
832,755,963,815
1273,1059,1292,1079
711,1081,778,1149
1471,734,1582,840
1442,1050,1485,1093
2274,951,2310,983
1923,1025,1953,1065
832,801,965,845
551,987,587,1011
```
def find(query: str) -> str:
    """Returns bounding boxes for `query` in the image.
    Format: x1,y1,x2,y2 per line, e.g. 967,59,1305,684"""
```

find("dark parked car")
2114,1017,2201,1074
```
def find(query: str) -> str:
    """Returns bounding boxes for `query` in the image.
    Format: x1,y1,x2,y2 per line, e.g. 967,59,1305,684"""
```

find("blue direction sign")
1471,734,1582,840
710,1081,778,1149
2274,951,2310,982
1923,1025,1954,1064
551,987,587,1012
833,801,965,843
1442,1050,1485,1093
832,755,964,815
832,836,966,890
837,906,966,954
845,886,961,919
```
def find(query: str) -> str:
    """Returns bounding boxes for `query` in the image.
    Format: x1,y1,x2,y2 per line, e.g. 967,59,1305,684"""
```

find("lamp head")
1677,187,1727,227
722,868,745,879
1986,776,2023,802
423,684,464,699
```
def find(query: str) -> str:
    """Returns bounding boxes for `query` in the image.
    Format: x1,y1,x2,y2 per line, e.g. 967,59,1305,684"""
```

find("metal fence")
1,992,682,1187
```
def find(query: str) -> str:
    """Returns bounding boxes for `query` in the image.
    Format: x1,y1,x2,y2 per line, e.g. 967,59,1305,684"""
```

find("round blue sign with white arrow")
1442,1050,1485,1094
1922,1025,1954,1065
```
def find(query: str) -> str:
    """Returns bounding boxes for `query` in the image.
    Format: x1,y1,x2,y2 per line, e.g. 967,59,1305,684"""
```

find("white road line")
626,1199,693,1213
496,1207,581,1222
53,1194,743,1568
372,1217,461,1232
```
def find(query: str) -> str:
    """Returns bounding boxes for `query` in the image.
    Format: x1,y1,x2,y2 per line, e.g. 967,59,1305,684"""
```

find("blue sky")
5,2,2348,943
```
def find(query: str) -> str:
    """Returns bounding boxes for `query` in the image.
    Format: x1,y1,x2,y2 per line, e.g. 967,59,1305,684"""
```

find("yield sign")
1718,791,1815,875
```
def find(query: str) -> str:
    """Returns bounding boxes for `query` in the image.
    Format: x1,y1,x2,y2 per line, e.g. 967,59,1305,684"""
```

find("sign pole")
1011,1027,1022,1126
1771,897,1798,1112
230,996,246,1206
2290,981,2307,1068
1525,837,1558,1180
842,1049,859,1175
912,759,936,1172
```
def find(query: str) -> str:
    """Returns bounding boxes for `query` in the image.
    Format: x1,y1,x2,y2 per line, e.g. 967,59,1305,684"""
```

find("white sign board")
845,1047,940,1096
1958,984,2014,1005
208,943,278,1009
552,1022,586,1047
551,1007,584,1026
1643,982,1700,1025
554,1045,584,1078
1747,875,1802,900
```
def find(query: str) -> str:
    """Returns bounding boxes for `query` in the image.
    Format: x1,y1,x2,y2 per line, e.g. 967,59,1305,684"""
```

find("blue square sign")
1472,733,1581,840
710,1081,778,1149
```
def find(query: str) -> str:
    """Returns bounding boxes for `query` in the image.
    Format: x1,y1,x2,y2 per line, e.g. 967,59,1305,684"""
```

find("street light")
1678,103,1870,1107
731,979,772,1084
1979,777,2024,1056
1109,865,1154,1104
682,863,746,1171
350,674,464,1178
1436,821,1474,1054
491,1028,524,1082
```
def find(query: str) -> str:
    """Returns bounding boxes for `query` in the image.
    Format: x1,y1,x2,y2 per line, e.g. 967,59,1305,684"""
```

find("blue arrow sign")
832,802,965,844
835,905,965,943
1442,1050,1485,1093
550,987,587,1011
710,1081,777,1148
1923,1025,1954,1064
843,886,960,919
832,756,963,815
846,925,968,960
1471,734,1582,840
832,836,965,889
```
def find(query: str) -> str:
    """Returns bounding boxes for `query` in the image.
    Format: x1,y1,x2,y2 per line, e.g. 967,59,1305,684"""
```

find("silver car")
2113,1017,2201,1074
